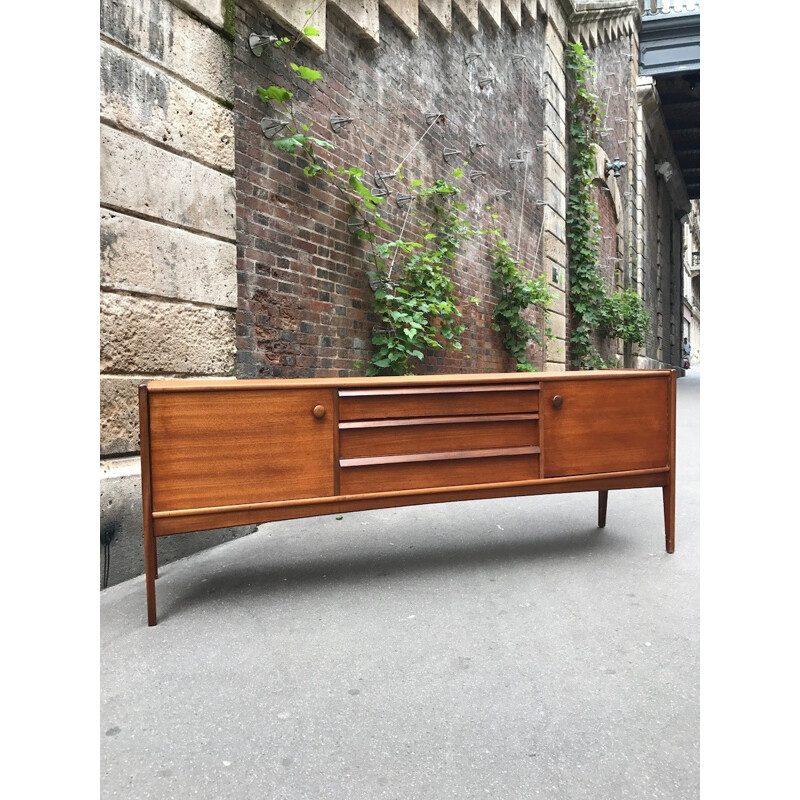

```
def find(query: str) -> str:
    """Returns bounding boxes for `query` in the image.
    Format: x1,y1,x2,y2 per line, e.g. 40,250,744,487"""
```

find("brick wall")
233,1,554,379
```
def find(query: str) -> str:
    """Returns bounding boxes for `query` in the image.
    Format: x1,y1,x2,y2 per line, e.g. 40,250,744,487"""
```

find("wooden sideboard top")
143,369,673,393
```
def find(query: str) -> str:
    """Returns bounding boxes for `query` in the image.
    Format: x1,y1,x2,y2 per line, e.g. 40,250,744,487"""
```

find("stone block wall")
99,0,256,588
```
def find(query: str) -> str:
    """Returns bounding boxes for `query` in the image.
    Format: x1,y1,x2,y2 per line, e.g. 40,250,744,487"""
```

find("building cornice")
569,1,643,47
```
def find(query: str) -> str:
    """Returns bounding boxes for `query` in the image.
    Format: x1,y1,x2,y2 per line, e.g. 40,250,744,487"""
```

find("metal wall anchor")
469,140,487,153
494,189,511,200
469,170,486,181
347,216,367,233
260,118,288,139
478,76,495,89
374,170,396,185
511,54,526,64
425,112,445,126
249,33,278,57
465,52,482,66
509,158,525,168
396,193,413,208
330,114,354,133
443,147,461,163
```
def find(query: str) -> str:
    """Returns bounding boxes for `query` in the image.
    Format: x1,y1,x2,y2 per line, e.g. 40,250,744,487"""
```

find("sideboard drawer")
339,448,540,495
338,384,539,421
339,414,539,459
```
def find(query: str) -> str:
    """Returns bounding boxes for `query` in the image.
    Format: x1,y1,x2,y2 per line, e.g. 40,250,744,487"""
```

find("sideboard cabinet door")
148,388,335,512
541,376,669,478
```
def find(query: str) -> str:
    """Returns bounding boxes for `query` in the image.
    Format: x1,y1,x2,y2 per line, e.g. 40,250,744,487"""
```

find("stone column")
99,0,251,588
542,3,570,371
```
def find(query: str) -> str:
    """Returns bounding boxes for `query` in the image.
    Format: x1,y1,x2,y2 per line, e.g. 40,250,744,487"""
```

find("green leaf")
307,136,334,150
290,63,323,83
273,133,305,153
257,86,293,105
302,25,320,37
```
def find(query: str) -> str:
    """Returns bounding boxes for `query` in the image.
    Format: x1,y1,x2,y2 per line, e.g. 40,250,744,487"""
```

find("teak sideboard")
139,369,676,625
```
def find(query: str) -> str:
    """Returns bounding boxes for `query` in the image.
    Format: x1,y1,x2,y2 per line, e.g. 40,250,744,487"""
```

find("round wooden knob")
552,395,563,409
312,404,326,419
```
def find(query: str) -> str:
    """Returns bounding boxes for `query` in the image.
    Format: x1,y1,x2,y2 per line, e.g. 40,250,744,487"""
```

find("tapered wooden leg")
663,484,675,554
598,490,608,528
143,523,158,626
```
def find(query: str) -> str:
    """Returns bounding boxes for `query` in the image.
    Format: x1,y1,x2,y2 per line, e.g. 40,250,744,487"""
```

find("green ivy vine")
598,288,650,346
565,41,608,369
489,235,553,371
366,179,478,375
565,41,650,368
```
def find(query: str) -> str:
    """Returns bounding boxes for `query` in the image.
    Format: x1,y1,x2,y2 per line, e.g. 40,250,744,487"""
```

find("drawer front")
339,415,538,459
340,450,540,495
338,385,539,421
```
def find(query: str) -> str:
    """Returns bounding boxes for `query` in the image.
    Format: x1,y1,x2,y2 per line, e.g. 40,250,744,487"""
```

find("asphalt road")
101,368,700,800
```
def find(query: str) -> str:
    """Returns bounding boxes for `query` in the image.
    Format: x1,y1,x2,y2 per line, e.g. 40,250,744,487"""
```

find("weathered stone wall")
99,0,255,588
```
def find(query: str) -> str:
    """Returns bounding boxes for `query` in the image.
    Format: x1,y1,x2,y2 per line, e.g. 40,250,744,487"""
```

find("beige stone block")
421,0,452,32
542,128,565,165
100,0,233,102
502,0,522,27
544,178,566,218
544,93,565,131
100,209,236,307
521,0,537,21
381,0,419,37
544,231,566,265
546,307,567,339
330,0,380,44
172,0,225,29
100,376,144,455
100,125,236,240
546,316,567,362
543,149,566,187
100,42,234,172
545,205,565,242
479,0,501,29
545,14,567,53
545,49,565,85
254,1,326,52
100,293,235,374
544,73,566,119
453,0,479,32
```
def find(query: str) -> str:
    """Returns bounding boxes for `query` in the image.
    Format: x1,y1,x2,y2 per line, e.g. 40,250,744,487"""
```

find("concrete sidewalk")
101,369,700,800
